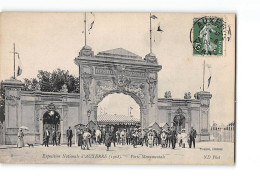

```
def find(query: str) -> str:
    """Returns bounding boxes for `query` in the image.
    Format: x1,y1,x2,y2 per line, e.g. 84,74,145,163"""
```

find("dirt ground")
0,142,234,165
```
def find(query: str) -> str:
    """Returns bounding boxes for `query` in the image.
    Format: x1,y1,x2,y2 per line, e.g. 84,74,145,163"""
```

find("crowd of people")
42,127,62,147
17,125,197,150
75,125,197,151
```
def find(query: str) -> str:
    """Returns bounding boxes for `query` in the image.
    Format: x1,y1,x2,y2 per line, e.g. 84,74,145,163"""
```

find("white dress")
181,133,188,144
17,131,24,148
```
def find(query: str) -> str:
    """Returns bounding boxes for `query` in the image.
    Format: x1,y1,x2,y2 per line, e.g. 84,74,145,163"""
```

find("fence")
210,123,235,142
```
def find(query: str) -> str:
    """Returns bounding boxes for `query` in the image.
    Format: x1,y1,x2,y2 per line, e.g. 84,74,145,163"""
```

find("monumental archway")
74,47,162,129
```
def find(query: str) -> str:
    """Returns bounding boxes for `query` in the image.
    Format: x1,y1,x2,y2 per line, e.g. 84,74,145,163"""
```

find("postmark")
191,16,230,56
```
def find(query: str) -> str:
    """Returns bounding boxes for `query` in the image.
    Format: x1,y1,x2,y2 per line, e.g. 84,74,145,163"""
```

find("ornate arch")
95,78,146,108
96,89,144,108
172,107,188,129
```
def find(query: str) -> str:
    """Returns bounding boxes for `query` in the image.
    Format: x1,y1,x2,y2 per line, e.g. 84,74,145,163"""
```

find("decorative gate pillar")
2,79,24,144
75,46,162,129
194,91,212,141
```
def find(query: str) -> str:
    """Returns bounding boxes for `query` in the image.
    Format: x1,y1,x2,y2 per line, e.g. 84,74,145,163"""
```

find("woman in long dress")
78,129,84,147
17,129,24,148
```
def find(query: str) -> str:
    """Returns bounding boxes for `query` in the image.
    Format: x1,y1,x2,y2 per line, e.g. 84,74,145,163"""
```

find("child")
160,129,167,148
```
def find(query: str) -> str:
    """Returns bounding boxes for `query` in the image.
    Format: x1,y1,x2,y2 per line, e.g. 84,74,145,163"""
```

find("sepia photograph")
0,12,236,165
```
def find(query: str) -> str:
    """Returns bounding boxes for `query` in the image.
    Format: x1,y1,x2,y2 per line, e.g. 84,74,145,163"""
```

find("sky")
0,12,235,125
98,94,140,119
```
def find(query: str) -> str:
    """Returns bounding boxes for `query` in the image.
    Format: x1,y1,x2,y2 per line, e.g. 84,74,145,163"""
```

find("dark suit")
66,129,73,147
169,130,177,149
166,130,171,148
189,129,197,148
57,131,61,145
43,130,50,147
52,130,57,146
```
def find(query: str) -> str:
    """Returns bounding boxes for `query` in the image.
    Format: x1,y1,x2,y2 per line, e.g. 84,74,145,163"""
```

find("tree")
24,68,80,93
23,78,39,91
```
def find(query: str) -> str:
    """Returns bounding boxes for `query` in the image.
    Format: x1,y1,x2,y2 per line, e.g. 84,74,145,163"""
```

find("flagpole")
84,12,87,46
13,43,16,79
150,13,152,54
203,60,205,91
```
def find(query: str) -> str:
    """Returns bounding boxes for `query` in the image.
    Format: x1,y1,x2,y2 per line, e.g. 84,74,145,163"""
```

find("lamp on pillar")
87,110,91,124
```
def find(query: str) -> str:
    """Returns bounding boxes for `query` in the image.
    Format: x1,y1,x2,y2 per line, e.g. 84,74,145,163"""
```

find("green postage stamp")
193,16,224,56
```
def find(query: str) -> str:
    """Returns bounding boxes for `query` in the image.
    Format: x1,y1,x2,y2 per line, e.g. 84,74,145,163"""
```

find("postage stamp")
192,16,224,56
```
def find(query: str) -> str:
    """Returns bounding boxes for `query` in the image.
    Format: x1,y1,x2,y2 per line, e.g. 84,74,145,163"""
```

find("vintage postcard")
0,12,235,165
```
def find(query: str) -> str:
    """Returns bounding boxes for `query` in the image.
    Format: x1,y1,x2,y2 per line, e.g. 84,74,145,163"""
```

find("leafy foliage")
23,78,38,91
24,68,79,93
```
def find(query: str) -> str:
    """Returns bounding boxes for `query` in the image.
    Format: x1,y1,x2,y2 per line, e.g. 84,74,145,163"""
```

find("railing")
210,125,235,142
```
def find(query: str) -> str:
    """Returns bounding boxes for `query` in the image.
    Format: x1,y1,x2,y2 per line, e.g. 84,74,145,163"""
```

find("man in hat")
169,127,177,149
66,126,73,147
153,129,159,146
110,126,116,147
132,128,138,148
43,127,50,147
57,130,61,145
104,125,112,151
147,128,154,148
120,129,126,145
52,128,57,146
166,127,171,148
76,127,82,146
116,129,120,145
143,129,148,147
126,129,131,145
189,127,197,148
137,129,142,146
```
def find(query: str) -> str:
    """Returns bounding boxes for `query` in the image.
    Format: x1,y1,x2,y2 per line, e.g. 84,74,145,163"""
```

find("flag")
150,15,158,19
88,12,95,34
88,21,94,31
17,66,22,76
208,76,211,88
16,53,22,76
207,64,211,88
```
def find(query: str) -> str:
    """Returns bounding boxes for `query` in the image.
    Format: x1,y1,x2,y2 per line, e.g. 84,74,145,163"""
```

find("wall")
1,79,211,144
158,97,209,141
2,79,80,145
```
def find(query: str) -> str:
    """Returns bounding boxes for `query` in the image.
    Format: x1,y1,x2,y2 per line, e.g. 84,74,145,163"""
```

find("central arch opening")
43,110,60,144
173,114,186,132
97,93,140,131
